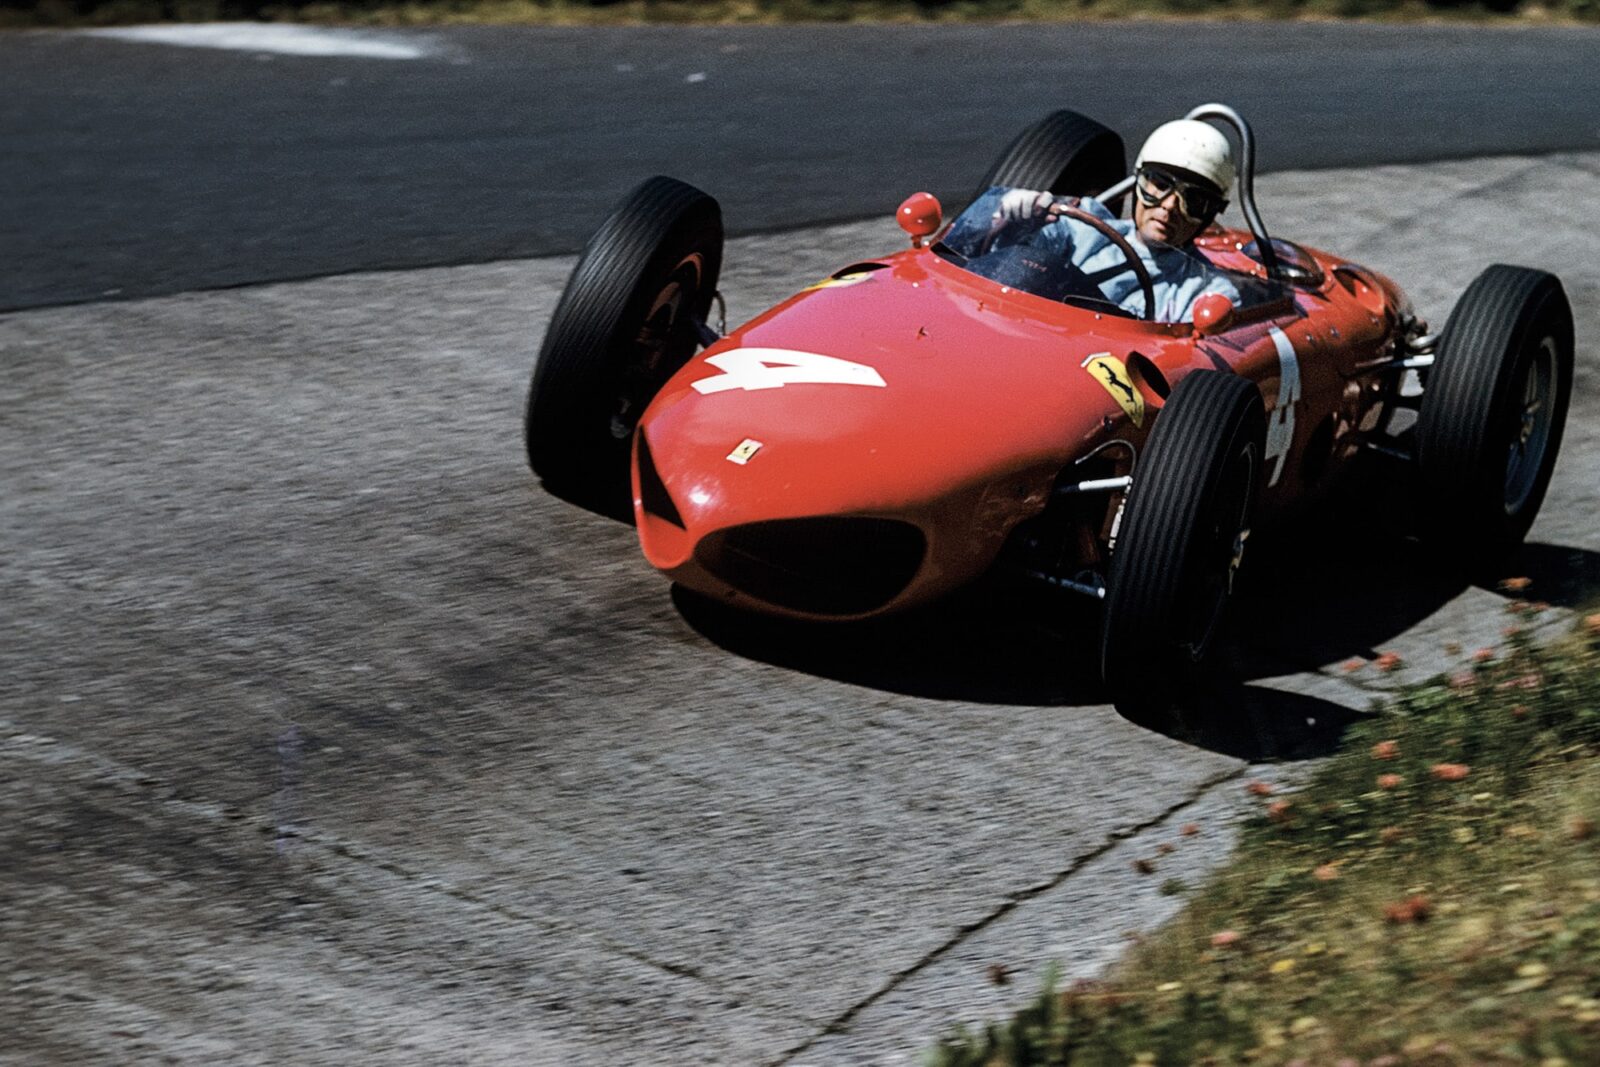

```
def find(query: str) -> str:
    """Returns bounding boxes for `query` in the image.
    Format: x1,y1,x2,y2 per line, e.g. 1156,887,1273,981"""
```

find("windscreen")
935,188,1286,323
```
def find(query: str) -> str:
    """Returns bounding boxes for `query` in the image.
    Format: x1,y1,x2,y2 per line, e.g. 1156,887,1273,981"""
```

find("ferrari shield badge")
726,438,763,465
1081,353,1144,428
802,272,874,292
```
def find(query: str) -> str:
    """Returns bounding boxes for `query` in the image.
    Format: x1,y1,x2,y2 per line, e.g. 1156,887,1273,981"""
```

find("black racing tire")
972,110,1127,208
1101,371,1266,729
1415,264,1573,571
525,176,723,523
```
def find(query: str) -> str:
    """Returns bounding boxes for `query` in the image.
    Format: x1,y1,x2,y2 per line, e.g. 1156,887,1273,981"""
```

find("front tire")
525,176,723,522
1415,265,1573,571
973,110,1127,208
1101,372,1266,729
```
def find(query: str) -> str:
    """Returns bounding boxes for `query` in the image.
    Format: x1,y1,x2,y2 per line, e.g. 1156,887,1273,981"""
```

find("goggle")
1135,165,1227,223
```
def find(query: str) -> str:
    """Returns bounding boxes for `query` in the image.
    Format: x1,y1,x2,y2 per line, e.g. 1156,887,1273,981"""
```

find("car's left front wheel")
1100,371,1265,730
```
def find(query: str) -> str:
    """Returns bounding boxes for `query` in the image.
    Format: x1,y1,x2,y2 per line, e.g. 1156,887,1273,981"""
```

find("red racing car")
523,104,1573,724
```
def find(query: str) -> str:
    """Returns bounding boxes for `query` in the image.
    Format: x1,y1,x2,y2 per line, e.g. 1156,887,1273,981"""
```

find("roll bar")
1102,102,1281,282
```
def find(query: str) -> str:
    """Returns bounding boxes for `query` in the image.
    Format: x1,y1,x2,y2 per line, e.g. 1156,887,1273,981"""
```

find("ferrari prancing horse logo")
1082,353,1145,428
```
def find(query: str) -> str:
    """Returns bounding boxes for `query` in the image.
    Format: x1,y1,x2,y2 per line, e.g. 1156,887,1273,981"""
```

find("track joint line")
766,764,1248,1066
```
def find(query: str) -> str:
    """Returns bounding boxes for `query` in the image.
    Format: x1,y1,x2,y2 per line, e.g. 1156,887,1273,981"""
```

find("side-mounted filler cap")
897,192,942,248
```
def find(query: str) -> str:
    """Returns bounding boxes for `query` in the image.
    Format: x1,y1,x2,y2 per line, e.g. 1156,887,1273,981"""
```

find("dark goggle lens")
1136,167,1224,221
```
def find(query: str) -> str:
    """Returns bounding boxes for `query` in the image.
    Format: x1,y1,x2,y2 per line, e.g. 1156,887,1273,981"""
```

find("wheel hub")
1504,335,1558,515
1227,527,1251,594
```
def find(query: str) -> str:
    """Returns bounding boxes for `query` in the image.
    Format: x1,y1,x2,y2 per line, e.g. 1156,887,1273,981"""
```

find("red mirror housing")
896,192,942,248
1191,292,1236,336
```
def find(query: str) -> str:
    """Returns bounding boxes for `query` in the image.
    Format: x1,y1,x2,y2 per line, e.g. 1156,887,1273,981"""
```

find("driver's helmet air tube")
1179,103,1280,280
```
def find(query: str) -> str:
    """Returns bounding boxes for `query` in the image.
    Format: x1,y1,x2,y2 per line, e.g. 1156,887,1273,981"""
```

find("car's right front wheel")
524,175,723,523
1101,371,1266,729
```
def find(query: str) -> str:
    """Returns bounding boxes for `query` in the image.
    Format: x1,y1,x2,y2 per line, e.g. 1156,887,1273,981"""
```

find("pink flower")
1495,673,1542,691
1384,894,1432,924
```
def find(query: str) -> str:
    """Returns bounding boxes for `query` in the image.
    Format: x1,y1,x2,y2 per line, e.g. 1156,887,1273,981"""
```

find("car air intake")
696,517,925,616
636,432,683,528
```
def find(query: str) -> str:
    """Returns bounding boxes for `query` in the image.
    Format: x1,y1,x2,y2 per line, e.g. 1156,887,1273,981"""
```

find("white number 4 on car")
691,348,887,394
1264,327,1301,487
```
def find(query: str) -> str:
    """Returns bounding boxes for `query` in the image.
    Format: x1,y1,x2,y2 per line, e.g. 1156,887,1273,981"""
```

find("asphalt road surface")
6,145,1600,1063
5,21,1600,309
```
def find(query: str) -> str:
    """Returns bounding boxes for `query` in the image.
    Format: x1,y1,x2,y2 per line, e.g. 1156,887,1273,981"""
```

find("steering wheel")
1051,204,1157,322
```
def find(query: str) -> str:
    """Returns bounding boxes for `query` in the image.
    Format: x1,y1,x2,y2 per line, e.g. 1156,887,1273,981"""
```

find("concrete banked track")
4,24,1600,1067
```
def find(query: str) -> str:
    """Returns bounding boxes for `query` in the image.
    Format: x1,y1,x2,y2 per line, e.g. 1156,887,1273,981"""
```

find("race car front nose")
634,430,929,617
691,516,926,617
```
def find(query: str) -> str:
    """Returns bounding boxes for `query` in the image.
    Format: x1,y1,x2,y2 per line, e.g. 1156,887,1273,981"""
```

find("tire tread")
1101,371,1265,724
974,110,1126,203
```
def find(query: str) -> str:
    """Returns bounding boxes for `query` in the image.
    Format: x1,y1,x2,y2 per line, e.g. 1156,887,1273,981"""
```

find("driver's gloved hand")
993,189,1054,223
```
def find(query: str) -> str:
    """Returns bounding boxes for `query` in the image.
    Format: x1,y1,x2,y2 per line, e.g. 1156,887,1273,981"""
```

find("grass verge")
930,600,1600,1066
6,0,1600,28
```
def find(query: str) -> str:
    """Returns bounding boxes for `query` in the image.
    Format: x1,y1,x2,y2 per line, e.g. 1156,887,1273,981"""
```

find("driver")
986,119,1241,323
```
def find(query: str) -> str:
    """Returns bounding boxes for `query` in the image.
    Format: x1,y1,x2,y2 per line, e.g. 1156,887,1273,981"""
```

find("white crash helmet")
1134,120,1235,198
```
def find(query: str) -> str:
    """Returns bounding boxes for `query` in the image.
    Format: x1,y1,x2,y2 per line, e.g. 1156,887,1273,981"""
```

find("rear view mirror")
1191,292,1235,336
896,192,942,248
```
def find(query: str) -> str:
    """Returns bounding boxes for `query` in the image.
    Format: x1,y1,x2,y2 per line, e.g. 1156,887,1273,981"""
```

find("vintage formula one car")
523,104,1573,723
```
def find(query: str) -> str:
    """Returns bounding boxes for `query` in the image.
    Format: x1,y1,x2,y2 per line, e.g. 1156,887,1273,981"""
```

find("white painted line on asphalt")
81,23,431,60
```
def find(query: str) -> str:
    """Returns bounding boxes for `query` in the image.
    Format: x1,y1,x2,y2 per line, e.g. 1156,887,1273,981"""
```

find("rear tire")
1101,372,1266,729
973,110,1127,208
1415,264,1573,571
525,176,723,522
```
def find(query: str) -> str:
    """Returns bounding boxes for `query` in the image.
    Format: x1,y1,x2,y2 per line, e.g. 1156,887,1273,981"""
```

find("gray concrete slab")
3,152,1598,1064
